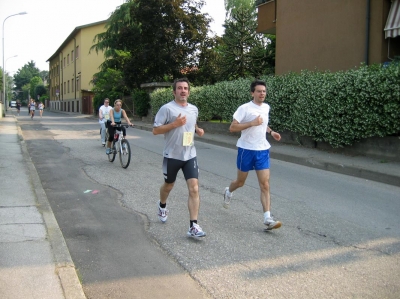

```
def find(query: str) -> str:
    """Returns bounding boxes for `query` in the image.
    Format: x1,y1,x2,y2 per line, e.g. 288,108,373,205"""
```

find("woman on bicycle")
106,99,133,154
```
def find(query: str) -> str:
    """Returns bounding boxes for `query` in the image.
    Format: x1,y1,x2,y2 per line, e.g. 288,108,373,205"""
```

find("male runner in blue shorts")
223,79,282,230
153,78,206,237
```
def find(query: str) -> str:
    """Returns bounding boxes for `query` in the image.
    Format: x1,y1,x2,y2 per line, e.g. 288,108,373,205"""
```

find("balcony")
256,0,276,34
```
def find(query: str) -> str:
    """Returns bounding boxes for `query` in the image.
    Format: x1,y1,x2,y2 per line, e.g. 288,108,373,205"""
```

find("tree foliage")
0,68,3,93
35,85,47,100
1,67,15,103
13,61,40,102
91,68,130,110
224,0,255,16
92,0,212,89
39,70,49,84
29,76,43,100
218,1,275,80
184,35,223,86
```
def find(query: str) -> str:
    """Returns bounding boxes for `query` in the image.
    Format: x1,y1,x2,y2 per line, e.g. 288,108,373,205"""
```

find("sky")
0,0,226,75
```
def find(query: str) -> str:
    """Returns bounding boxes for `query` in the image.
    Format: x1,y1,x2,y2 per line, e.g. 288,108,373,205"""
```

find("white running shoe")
264,217,282,230
158,204,168,223
187,223,206,237
223,187,232,209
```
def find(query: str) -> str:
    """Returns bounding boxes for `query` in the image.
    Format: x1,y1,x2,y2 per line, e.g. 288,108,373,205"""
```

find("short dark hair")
173,78,190,91
250,79,267,93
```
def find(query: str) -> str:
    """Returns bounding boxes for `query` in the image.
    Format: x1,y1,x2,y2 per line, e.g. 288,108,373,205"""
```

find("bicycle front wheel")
119,139,131,169
108,142,116,162
104,127,109,144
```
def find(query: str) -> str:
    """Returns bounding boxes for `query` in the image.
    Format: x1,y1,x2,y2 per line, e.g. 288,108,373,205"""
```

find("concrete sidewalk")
0,112,86,299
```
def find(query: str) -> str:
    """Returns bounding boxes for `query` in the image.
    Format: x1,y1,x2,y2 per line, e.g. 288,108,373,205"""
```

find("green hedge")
132,89,150,117
150,63,400,147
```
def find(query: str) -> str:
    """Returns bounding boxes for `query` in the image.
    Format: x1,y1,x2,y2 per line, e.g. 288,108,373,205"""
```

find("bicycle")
107,124,133,169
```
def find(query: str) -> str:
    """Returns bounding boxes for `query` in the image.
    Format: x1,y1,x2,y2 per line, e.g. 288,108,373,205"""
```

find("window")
72,78,75,92
71,50,74,61
75,46,79,59
64,57,66,67
64,82,66,94
68,80,70,93
67,54,69,65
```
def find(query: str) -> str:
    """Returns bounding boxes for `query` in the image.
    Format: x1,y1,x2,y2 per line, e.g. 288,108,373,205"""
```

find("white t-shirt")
99,105,112,123
233,100,271,151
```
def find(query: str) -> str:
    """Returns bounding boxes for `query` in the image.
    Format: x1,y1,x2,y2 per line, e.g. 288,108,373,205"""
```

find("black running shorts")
162,157,199,183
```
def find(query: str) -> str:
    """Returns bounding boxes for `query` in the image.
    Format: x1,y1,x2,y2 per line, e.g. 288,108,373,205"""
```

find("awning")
385,0,400,38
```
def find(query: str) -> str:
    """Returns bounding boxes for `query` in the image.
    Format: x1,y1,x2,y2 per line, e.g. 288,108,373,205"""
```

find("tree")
29,76,43,100
90,67,130,109
92,0,212,89
224,0,254,16
0,68,3,95
184,35,223,86
13,61,40,102
21,84,30,104
39,70,49,84
217,0,275,80
0,68,15,103
35,85,47,101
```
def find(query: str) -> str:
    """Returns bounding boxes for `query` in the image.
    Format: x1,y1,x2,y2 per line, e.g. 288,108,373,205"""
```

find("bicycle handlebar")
111,124,134,128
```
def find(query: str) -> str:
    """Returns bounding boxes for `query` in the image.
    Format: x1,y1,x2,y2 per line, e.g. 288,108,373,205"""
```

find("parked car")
10,101,17,108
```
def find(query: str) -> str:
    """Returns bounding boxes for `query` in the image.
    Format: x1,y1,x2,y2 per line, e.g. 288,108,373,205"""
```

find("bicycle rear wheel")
119,139,131,168
108,142,116,162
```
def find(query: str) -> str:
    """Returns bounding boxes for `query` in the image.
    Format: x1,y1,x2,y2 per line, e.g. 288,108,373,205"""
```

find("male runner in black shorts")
153,78,206,238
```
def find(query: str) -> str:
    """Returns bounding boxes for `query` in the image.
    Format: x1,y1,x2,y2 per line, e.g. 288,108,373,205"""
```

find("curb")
16,116,86,299
134,123,400,187
269,151,400,187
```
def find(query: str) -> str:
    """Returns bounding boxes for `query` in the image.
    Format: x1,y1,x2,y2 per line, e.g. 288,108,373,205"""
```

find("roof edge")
46,19,108,63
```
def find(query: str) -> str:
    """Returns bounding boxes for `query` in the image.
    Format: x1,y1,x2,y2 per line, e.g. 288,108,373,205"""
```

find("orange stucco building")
256,0,400,75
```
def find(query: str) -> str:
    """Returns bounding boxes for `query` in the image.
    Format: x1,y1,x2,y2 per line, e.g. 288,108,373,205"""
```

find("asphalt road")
19,110,400,299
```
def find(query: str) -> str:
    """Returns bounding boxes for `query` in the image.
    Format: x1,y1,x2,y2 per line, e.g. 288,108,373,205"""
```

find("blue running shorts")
236,148,270,172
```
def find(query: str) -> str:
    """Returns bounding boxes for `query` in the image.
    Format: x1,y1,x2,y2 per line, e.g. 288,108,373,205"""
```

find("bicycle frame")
113,130,124,153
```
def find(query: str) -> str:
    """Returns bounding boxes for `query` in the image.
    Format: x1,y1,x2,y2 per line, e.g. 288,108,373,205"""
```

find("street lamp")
4,55,17,108
2,12,27,113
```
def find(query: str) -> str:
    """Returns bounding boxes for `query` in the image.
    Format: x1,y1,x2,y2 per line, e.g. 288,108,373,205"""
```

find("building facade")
47,20,107,114
256,0,400,75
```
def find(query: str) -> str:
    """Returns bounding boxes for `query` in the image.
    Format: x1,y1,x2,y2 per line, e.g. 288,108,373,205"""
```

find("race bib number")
183,132,194,146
